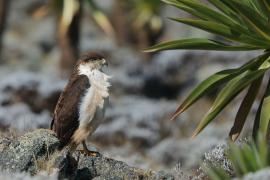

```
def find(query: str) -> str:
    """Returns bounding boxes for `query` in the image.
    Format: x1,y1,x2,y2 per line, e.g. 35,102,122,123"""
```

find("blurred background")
0,0,261,174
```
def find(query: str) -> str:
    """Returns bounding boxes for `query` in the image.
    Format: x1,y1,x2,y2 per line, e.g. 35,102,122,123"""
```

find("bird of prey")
51,52,110,155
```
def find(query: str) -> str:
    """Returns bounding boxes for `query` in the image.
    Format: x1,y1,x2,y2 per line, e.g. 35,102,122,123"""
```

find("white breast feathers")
78,64,111,127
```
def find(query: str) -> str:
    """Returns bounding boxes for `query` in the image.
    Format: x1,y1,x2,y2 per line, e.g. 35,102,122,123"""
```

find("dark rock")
92,175,123,180
0,129,175,179
52,149,78,179
0,137,12,153
0,129,60,174
76,153,175,180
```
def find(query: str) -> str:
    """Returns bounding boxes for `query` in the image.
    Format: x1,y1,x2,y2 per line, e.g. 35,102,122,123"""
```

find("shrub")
146,0,270,140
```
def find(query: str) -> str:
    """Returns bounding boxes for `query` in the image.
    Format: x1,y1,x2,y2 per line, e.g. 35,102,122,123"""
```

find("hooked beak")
102,58,108,67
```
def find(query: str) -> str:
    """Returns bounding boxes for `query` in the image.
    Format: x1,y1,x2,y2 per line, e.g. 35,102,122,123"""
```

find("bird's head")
78,52,108,71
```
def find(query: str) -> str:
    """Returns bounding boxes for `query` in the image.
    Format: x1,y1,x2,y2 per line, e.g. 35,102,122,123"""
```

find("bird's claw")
78,149,101,157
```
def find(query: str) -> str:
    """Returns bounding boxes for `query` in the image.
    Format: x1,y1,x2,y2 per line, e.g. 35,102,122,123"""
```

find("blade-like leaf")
247,0,266,17
162,0,210,20
242,143,259,171
237,144,256,173
253,96,263,138
259,77,270,138
176,0,259,39
207,0,242,23
170,53,270,121
257,132,268,167
222,0,270,41
144,38,261,52
255,1,269,18
252,57,270,138
202,165,230,180
192,70,266,138
166,0,267,46
228,142,248,175
251,141,265,169
169,18,270,47
262,0,270,14
169,18,234,38
170,69,239,120
174,0,241,30
229,76,263,141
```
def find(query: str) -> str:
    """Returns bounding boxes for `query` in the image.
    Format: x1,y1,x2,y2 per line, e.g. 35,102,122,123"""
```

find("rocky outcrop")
0,129,60,174
0,129,175,179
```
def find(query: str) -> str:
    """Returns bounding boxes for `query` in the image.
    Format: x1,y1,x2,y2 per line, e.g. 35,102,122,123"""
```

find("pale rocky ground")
0,129,180,179
0,0,264,179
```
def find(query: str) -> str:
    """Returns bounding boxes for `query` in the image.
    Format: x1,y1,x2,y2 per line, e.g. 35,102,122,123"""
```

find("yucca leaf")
176,0,265,42
259,77,270,138
169,18,270,47
169,18,235,38
201,166,221,180
229,76,263,141
204,135,270,178
202,165,230,180
144,38,261,52
170,54,270,121
228,142,248,175
170,69,239,120
239,143,256,173
252,57,270,138
192,70,266,138
247,0,265,16
207,0,242,24
162,0,210,20
253,97,263,138
257,132,268,167
242,143,259,171
254,1,269,18
251,140,265,169
223,0,270,41
174,0,241,30
164,0,270,47
262,0,270,13
211,167,231,180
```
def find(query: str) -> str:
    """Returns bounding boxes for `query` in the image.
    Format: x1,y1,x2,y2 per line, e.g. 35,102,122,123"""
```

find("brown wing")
51,75,90,146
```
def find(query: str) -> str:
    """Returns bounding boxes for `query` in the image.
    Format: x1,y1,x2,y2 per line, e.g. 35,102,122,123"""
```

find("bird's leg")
76,151,81,162
79,140,100,157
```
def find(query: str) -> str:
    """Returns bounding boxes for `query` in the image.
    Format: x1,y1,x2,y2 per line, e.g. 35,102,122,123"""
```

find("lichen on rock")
0,129,175,179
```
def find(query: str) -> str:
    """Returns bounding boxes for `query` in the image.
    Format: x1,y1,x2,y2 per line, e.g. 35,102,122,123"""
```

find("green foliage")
203,133,270,179
145,0,270,140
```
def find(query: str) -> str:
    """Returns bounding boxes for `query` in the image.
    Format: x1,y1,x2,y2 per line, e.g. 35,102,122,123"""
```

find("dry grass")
36,151,61,174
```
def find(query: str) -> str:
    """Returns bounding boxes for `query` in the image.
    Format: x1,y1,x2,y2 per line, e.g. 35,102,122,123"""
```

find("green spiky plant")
203,133,270,179
146,0,270,141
